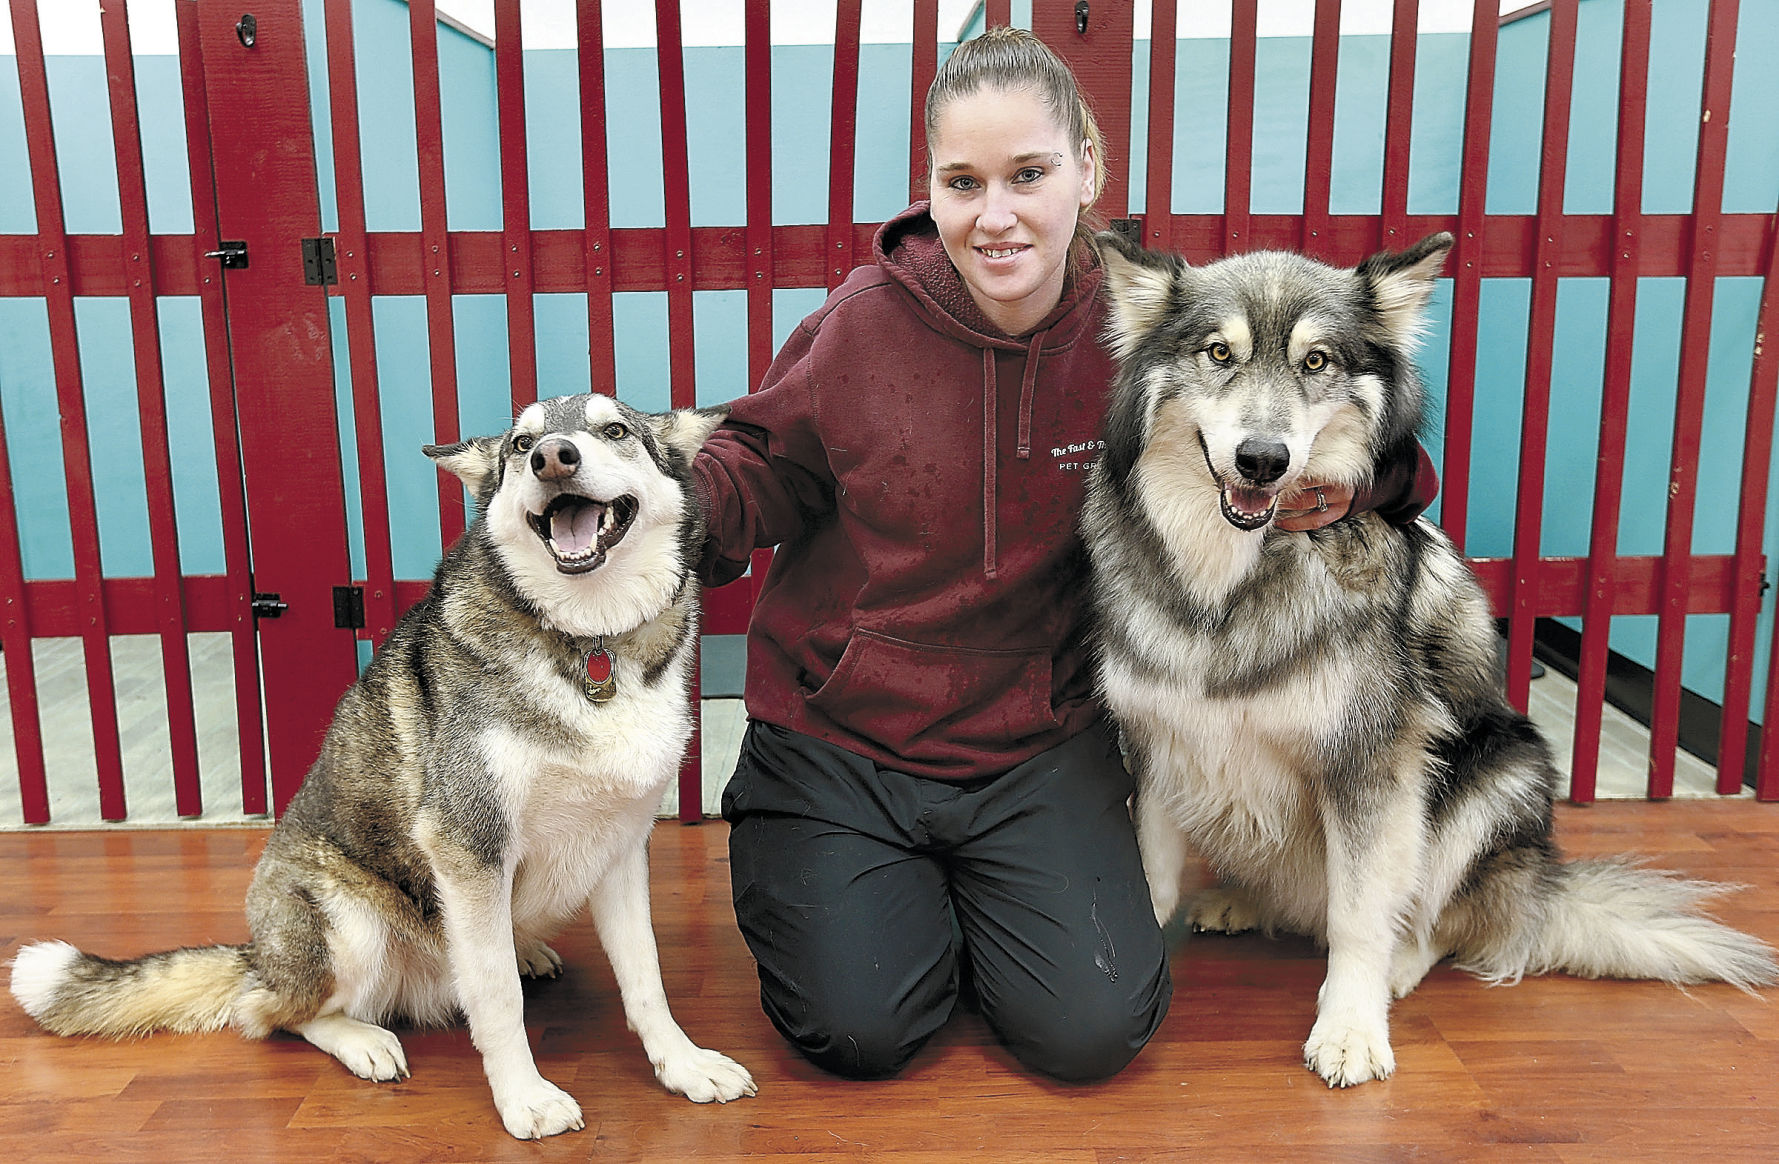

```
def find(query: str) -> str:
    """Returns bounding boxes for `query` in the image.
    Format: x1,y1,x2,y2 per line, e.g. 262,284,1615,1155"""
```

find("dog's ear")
656,404,729,462
1358,231,1453,348
1095,230,1185,360
425,435,504,498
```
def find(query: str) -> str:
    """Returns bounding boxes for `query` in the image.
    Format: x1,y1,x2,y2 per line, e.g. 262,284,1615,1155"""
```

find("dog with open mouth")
1081,230,1776,1089
11,393,754,1139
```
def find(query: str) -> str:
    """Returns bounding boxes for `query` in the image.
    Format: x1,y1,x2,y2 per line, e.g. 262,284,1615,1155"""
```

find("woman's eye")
603,423,629,440
1207,342,1233,365
1304,350,1329,373
947,175,979,192
1015,167,1045,183
513,434,535,453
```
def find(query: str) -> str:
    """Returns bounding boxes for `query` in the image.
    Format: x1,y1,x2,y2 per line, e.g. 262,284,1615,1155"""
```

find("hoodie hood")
875,203,1104,576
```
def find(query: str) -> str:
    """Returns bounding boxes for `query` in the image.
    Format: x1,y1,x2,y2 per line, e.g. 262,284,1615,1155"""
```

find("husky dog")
10,394,755,1138
1082,231,1777,1088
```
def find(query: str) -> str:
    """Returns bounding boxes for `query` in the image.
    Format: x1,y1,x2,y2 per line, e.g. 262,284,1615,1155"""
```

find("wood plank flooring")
4,802,1778,1160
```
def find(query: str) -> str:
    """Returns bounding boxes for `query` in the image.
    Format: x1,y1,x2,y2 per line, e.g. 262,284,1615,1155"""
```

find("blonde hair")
924,26,1109,252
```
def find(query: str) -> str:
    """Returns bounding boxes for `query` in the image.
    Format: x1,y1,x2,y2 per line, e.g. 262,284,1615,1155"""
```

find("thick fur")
1082,231,1778,1089
9,394,754,1138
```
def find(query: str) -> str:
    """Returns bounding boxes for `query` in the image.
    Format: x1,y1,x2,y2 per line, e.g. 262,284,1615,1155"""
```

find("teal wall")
1,0,1777,713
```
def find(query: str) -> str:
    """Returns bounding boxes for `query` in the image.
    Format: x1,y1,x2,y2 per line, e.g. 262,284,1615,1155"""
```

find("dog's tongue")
1227,486,1274,519
550,502,603,555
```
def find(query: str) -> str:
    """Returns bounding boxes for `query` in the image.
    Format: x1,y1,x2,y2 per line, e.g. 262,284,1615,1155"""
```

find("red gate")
1,0,1775,825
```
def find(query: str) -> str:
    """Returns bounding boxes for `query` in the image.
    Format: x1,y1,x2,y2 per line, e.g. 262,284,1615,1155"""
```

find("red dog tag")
584,647,617,703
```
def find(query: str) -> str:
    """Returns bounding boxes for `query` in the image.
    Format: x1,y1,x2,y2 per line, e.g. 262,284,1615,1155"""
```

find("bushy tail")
1529,858,1778,991
9,939,252,1038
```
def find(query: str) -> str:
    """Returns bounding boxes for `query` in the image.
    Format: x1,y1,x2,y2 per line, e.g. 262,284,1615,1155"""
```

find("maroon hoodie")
693,203,1434,781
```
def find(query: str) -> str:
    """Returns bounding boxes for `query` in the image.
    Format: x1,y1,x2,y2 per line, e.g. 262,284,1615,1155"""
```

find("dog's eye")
512,434,535,453
602,423,629,441
1304,350,1329,373
1207,342,1233,365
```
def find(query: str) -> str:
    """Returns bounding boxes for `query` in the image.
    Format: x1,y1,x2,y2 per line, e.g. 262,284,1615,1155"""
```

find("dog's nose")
530,437,580,480
1235,438,1290,485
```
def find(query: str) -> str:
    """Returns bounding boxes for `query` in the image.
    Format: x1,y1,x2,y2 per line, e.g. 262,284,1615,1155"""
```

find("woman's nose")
977,188,1016,233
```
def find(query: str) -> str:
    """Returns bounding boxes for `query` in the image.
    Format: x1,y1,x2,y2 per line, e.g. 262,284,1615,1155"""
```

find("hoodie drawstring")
1017,333,1040,459
981,333,1047,579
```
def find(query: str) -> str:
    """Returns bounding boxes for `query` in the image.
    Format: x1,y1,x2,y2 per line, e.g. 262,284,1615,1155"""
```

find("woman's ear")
1078,138,1098,209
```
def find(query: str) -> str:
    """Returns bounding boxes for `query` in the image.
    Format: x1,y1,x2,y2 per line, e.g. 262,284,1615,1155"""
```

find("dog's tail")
9,939,252,1038
1525,858,1777,991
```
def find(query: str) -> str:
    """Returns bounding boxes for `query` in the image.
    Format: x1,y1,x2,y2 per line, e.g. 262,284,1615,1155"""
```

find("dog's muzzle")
528,493,638,574
1203,435,1289,531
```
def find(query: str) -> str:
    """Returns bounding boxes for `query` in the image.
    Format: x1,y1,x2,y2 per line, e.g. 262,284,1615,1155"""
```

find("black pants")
722,718,1171,1082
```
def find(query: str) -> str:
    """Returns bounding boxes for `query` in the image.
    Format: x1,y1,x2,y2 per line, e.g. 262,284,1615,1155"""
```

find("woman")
692,27,1435,1082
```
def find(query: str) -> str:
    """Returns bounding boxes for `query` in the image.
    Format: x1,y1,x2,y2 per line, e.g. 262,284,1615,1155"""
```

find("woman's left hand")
1275,482,1353,531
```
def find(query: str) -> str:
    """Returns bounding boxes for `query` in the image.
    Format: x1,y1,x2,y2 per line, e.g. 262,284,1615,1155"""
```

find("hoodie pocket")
805,629,1059,763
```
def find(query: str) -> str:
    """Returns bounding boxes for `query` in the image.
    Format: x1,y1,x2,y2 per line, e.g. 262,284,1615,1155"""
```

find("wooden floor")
4,803,1778,1162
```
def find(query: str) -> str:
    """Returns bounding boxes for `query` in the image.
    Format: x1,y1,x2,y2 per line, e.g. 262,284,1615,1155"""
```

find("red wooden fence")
0,0,1775,825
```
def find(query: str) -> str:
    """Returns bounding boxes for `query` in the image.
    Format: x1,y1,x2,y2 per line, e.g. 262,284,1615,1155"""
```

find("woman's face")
927,85,1096,336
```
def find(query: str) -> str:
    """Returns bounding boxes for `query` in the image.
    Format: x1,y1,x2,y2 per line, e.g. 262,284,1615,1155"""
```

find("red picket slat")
1223,1,1256,253
650,0,700,822
409,0,468,544
825,1,863,289
175,0,267,816
1648,0,1739,799
909,0,938,203
655,0,696,409
1440,0,1502,556
1570,0,1651,804
1723,215,1779,794
495,0,538,410
1142,0,1177,250
10,0,128,821
98,0,202,816
325,0,400,647
1300,0,1341,254
1504,0,1579,715
577,0,617,397
0,396,45,821
734,0,777,663
745,3,774,390
1380,0,1418,247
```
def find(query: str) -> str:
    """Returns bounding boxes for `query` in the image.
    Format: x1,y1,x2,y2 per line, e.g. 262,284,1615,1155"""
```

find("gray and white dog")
10,393,754,1139
1082,231,1776,1088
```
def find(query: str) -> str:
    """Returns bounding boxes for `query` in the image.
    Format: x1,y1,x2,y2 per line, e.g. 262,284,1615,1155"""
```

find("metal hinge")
302,237,338,286
251,592,287,619
1109,217,1143,243
204,239,249,269
333,585,365,630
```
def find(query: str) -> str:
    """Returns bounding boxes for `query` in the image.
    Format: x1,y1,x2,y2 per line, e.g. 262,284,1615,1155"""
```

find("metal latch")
333,586,365,630
251,592,287,619
302,237,338,286
204,240,249,269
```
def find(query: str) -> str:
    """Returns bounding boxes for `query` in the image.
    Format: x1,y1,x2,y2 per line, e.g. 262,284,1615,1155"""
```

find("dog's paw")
516,940,563,979
298,1013,410,1082
1185,886,1262,934
493,1076,584,1140
1302,1017,1395,1087
655,1045,758,1104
